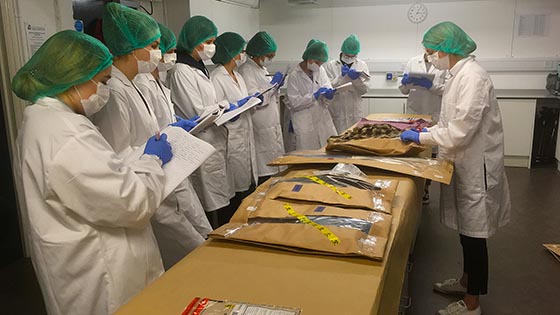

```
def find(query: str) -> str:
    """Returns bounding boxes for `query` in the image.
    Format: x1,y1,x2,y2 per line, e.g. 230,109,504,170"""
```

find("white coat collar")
111,65,132,87
246,58,266,73
449,55,474,77
36,97,77,114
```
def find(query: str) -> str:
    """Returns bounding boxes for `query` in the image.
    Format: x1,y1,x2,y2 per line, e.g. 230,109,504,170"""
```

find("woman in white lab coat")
92,3,207,268
400,21,511,315
323,34,370,133
167,16,232,226
12,30,172,315
239,31,286,184
286,39,337,150
211,32,258,225
134,22,212,266
399,53,447,120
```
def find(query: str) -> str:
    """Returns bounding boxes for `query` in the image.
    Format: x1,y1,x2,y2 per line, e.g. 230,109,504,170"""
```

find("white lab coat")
286,64,337,150
134,73,212,248
238,59,286,177
93,67,206,269
211,65,258,191
399,54,447,120
15,97,164,315
323,59,370,133
167,62,232,210
419,56,511,238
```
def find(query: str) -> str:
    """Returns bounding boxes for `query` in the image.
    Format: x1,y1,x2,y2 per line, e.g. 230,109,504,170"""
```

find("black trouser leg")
258,175,271,185
217,183,257,227
460,234,488,295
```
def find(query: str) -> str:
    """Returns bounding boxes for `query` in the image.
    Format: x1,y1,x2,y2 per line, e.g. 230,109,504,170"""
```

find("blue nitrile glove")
237,95,253,107
144,133,173,165
400,129,421,144
170,115,199,132
227,103,240,122
401,73,411,85
313,87,328,100
409,76,433,89
341,65,361,80
324,88,335,100
270,72,284,85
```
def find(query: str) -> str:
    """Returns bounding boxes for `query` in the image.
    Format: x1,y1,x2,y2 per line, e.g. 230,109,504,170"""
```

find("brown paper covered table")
115,171,423,315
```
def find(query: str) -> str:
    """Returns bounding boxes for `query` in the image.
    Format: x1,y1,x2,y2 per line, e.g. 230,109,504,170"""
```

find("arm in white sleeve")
169,67,207,117
286,73,315,112
429,70,447,96
324,62,344,88
318,69,334,107
419,74,489,149
48,129,165,229
92,88,133,156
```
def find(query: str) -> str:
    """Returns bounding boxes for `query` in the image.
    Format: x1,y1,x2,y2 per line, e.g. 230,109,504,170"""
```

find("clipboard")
408,72,435,82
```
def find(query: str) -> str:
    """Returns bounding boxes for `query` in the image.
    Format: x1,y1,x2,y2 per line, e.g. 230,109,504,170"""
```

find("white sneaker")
433,278,467,295
436,300,482,315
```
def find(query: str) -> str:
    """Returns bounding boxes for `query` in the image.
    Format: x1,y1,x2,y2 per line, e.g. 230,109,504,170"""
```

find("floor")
1,167,559,315
408,167,560,315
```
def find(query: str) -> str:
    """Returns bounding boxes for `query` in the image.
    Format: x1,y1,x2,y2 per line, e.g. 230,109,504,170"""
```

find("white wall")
190,0,260,40
260,0,560,89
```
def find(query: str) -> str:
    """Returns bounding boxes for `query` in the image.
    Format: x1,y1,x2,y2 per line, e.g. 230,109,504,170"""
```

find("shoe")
422,190,430,204
436,300,481,315
433,278,467,296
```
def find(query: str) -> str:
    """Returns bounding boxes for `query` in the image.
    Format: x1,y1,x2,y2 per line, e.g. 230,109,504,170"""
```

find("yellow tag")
304,175,352,200
284,203,340,245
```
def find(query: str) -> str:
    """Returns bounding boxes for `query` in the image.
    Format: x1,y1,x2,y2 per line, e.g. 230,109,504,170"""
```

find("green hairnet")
102,2,161,56
212,32,246,65
302,39,328,63
177,16,218,53
158,23,176,54
341,34,360,55
422,21,477,57
11,30,112,103
246,31,277,57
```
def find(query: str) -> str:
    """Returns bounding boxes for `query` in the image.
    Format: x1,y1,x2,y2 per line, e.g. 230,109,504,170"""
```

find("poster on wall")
24,22,47,56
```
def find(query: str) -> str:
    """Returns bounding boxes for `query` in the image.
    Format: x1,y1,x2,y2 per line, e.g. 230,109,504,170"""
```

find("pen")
156,131,160,141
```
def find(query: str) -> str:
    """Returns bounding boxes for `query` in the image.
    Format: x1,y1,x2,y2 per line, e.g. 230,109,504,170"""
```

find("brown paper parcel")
263,175,397,214
269,149,454,184
209,201,392,260
327,137,426,157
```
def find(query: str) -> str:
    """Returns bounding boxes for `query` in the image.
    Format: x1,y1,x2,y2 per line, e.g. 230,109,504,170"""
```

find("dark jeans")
460,234,488,295
217,183,257,227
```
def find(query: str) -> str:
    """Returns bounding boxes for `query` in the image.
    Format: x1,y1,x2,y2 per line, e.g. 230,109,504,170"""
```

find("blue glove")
400,130,421,144
401,73,411,85
270,72,284,85
237,95,253,107
227,103,240,122
314,87,328,100
144,133,173,165
324,88,335,100
342,65,361,80
409,77,433,89
170,115,199,132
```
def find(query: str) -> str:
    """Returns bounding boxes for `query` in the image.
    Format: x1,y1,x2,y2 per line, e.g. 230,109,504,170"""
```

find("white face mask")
427,51,450,70
235,52,247,67
341,55,356,65
261,57,273,67
307,62,320,73
198,44,216,61
75,80,110,117
158,52,177,72
135,48,162,73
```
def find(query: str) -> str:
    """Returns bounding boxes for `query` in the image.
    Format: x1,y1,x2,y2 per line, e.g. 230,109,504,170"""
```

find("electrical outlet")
386,72,393,81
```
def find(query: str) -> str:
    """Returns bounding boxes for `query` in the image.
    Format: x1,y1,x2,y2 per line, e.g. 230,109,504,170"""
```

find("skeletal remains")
329,124,402,142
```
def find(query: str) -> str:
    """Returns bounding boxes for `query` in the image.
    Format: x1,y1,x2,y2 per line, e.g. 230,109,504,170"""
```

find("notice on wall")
24,23,47,56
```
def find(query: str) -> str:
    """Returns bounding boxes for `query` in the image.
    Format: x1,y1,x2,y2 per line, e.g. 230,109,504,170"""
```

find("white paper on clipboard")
214,98,262,126
408,72,435,82
334,81,354,94
124,126,216,199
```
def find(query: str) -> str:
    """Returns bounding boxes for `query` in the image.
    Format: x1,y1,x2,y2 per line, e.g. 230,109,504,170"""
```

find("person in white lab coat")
167,16,232,227
400,21,511,315
239,31,286,184
399,54,447,204
93,3,207,269
210,32,259,225
134,22,212,263
155,23,177,88
11,30,172,315
286,39,337,150
323,34,370,134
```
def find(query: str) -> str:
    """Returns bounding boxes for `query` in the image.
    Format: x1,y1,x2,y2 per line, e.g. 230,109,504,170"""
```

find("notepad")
189,104,225,135
127,126,216,199
214,97,262,126
408,72,435,82
334,81,354,94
